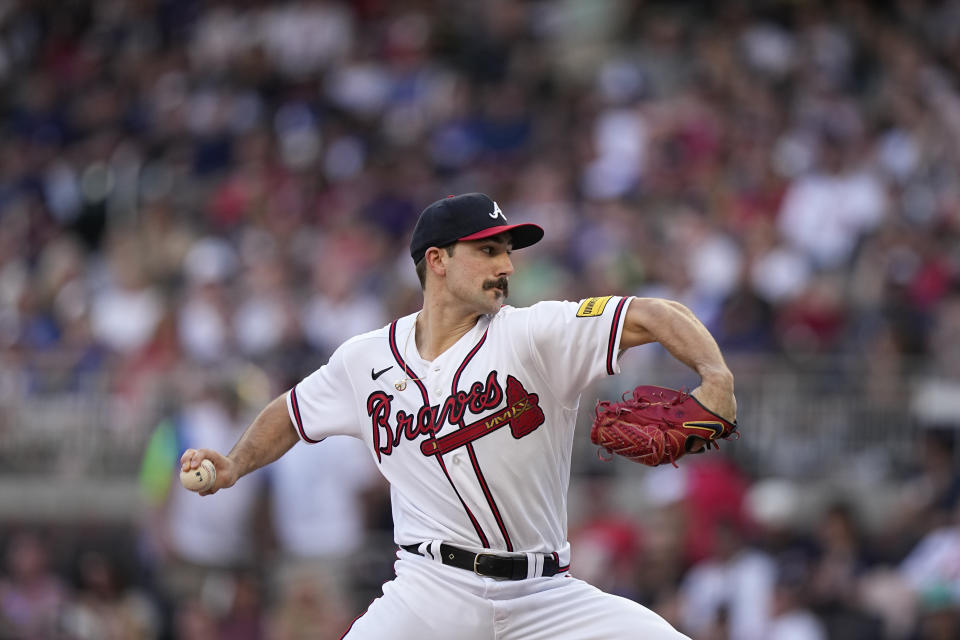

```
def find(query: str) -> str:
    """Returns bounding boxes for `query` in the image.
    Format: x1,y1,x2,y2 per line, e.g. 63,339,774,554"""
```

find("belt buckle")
472,552,498,577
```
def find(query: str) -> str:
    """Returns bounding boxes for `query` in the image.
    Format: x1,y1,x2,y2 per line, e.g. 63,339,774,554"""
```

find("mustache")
483,277,509,297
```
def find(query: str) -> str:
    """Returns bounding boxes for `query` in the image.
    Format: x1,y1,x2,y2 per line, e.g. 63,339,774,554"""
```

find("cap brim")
458,223,544,250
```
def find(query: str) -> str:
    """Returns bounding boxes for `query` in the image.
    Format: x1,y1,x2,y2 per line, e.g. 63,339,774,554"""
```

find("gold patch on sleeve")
576,295,613,317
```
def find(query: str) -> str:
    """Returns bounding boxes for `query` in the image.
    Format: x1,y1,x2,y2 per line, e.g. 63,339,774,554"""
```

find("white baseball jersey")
286,295,632,562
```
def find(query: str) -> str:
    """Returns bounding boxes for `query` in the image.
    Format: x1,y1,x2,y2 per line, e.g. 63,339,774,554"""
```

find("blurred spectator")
89,237,164,357
911,593,960,640
232,240,298,359
808,502,884,639
899,498,960,612
0,532,68,639
775,274,847,355
767,558,828,640
777,131,888,271
268,570,354,640
630,504,687,630
714,280,778,353
215,571,265,640
172,601,219,640
681,453,752,566
61,550,159,640
267,435,383,614
894,429,960,547
567,476,645,600
678,518,776,640
177,236,239,364
299,255,387,357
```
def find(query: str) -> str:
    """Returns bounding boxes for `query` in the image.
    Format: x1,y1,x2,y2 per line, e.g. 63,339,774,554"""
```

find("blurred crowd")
1,0,960,638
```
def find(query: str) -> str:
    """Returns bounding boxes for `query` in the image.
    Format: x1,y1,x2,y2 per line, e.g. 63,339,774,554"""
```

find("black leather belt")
401,543,564,580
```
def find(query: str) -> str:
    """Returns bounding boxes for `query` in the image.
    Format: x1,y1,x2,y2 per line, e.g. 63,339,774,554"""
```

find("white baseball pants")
341,549,689,639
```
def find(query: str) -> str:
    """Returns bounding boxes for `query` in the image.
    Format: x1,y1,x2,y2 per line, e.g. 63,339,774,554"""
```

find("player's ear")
424,246,448,278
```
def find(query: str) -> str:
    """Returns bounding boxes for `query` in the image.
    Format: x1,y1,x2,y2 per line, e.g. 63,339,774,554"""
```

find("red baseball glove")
590,385,738,467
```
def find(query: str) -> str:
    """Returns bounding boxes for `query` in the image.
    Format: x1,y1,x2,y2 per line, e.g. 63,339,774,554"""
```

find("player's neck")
415,301,483,361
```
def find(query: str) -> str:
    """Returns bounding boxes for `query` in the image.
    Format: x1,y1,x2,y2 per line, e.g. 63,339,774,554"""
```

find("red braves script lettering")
367,372,544,462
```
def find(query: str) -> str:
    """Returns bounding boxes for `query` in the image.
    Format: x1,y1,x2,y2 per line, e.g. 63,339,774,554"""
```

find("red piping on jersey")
463,443,513,551
389,319,490,549
451,328,515,552
289,386,322,444
605,297,629,375
451,328,488,386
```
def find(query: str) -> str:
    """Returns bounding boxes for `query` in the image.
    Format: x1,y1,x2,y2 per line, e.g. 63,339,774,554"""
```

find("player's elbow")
621,298,675,348
662,298,697,318
630,297,682,324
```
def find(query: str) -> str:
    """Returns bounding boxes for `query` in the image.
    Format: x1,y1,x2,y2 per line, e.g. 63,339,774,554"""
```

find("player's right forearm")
227,394,300,479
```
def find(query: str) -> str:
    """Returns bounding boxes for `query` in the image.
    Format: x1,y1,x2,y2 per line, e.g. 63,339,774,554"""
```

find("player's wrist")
219,455,244,486
697,366,734,393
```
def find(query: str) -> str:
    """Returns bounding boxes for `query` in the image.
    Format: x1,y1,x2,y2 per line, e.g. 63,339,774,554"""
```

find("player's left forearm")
227,394,300,480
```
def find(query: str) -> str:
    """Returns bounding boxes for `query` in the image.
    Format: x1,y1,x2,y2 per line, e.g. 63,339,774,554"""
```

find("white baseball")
180,459,217,492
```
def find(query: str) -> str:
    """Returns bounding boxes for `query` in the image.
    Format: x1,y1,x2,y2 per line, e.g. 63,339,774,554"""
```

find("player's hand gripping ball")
591,385,738,467
180,459,217,492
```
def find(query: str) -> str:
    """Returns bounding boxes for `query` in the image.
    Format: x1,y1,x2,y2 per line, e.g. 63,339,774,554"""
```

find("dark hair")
415,244,456,289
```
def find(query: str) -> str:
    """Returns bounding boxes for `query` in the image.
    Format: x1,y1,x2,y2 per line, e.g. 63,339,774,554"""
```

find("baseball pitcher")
181,193,737,639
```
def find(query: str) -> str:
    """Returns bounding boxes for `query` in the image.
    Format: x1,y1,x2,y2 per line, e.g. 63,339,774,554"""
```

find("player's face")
446,235,514,314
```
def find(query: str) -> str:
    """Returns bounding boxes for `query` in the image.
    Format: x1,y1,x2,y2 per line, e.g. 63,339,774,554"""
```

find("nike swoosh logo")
682,421,725,438
371,366,394,381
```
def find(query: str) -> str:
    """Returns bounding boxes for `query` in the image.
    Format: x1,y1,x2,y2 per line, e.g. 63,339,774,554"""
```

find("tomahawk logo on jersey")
286,295,631,556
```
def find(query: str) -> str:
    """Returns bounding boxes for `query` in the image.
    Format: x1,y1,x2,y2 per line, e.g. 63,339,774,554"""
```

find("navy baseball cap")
409,193,544,264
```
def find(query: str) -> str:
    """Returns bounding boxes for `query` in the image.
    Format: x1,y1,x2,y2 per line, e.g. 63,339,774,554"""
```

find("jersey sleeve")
286,345,360,443
525,295,633,405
